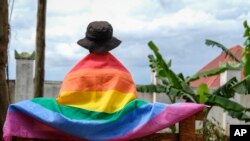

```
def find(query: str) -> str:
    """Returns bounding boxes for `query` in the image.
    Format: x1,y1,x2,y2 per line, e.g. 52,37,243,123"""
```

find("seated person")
3,21,205,141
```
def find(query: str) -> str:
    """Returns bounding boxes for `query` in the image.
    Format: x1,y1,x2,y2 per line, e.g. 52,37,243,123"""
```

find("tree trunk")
34,0,47,97
0,0,10,138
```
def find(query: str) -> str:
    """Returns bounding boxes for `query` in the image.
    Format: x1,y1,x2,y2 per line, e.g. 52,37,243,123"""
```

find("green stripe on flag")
31,98,147,121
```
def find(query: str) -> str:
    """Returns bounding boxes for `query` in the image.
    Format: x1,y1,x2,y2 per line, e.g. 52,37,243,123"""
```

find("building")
190,45,250,134
190,45,243,88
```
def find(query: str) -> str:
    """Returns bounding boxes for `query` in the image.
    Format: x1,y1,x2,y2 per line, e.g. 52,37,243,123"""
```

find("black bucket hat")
77,21,121,53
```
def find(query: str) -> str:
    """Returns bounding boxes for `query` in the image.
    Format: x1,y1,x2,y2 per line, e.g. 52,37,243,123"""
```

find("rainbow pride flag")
3,53,205,141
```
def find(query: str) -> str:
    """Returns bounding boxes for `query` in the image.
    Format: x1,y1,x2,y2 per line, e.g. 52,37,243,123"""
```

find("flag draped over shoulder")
3,53,205,141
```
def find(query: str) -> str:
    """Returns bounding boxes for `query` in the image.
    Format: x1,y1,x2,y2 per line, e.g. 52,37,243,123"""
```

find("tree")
0,0,10,137
34,0,47,97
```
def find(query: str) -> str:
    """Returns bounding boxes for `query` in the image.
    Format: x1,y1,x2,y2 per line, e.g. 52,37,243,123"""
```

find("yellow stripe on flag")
57,90,137,113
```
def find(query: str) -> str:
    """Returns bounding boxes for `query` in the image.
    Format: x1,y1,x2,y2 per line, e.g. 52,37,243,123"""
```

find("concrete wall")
15,59,34,102
9,80,61,103
43,81,61,98
13,57,62,102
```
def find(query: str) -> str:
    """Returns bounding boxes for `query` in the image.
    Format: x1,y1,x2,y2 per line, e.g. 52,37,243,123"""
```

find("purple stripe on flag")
109,103,205,141
3,111,85,141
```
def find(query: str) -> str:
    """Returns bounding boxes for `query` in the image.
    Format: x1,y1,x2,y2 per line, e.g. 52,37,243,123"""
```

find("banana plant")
137,39,250,122
205,20,250,78
242,20,250,77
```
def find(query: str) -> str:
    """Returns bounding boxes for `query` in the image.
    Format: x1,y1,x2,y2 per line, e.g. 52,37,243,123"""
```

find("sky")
8,0,250,84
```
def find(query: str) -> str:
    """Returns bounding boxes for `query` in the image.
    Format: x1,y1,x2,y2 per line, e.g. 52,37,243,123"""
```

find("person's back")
57,52,138,114
3,21,205,141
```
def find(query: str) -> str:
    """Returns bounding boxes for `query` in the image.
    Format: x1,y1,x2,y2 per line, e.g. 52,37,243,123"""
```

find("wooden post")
34,0,47,97
0,0,10,138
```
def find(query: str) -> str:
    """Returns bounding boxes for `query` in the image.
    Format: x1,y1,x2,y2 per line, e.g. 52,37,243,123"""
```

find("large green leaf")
148,55,157,72
243,28,250,37
243,20,250,38
148,54,171,86
206,95,247,112
213,77,238,98
205,39,242,63
186,62,241,83
206,95,250,122
228,111,250,122
178,73,185,81
181,94,197,103
232,75,250,94
197,84,209,103
242,20,250,77
136,83,198,103
180,82,194,94
148,41,197,100
186,66,226,83
148,41,183,88
243,20,249,29
136,84,167,93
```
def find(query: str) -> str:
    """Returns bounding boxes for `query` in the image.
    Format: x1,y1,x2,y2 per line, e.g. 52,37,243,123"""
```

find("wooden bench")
12,111,204,141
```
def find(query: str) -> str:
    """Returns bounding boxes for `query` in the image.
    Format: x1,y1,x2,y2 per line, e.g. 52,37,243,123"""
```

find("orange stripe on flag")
59,69,138,96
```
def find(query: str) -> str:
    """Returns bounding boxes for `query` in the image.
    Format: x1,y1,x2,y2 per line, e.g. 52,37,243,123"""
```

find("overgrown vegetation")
137,40,250,121
136,20,250,140
197,118,228,141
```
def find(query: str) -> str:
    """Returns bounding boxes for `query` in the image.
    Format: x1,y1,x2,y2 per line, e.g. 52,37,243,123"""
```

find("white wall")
15,59,34,102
